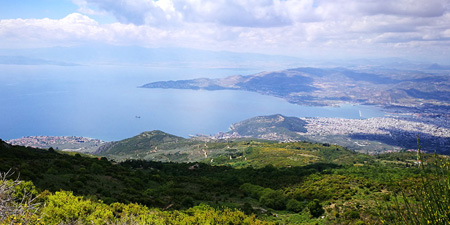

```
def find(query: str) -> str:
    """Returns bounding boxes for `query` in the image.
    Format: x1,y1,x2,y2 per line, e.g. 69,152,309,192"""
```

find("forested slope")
1,138,448,224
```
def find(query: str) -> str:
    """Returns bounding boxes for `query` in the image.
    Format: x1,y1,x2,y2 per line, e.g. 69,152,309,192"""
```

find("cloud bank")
1,0,449,61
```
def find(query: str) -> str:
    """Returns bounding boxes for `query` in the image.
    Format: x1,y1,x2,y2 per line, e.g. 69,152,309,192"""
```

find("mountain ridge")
141,67,450,110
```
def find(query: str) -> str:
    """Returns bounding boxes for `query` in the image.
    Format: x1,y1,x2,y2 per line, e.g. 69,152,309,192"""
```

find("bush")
241,202,254,215
240,183,266,199
40,191,114,224
307,199,324,218
0,170,42,225
181,196,194,208
344,210,360,219
286,199,304,213
259,189,286,210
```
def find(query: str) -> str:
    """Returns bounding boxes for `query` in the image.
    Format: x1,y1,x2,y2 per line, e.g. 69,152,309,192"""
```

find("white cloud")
72,0,99,15
0,14,105,47
77,0,298,27
316,0,449,18
73,0,181,26
1,0,449,61
363,0,448,17
172,0,294,27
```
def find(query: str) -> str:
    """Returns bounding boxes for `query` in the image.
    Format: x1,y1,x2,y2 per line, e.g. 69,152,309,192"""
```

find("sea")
0,64,385,141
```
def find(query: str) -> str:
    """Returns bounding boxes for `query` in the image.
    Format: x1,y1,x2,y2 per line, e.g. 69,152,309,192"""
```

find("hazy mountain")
1,45,443,69
0,55,78,66
141,67,450,110
0,45,302,68
426,63,450,70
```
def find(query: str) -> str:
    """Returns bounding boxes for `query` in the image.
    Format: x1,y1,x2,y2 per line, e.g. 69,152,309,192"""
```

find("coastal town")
301,116,450,153
302,116,450,139
6,136,105,153
210,113,450,154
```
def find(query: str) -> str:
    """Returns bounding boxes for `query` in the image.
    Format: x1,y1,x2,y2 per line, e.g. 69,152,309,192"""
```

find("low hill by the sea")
95,130,186,156
226,114,307,141
95,130,262,162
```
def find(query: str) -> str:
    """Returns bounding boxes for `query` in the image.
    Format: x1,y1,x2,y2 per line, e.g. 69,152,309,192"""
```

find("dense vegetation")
1,137,448,224
228,114,307,138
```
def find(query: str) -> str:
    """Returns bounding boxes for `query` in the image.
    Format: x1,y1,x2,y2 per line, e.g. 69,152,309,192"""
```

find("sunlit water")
0,65,385,141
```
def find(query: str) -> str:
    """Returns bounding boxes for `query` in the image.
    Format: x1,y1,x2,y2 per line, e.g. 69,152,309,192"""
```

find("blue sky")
1,0,450,62
1,0,71,19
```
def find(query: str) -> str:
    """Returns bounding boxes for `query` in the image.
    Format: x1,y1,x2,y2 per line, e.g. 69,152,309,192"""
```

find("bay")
0,65,385,141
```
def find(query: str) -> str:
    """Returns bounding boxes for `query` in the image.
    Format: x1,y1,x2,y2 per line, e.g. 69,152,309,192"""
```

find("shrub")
307,199,324,218
286,199,303,213
259,189,286,210
240,183,266,199
0,170,42,225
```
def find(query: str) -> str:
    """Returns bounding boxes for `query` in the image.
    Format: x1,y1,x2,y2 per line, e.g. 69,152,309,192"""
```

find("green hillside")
96,130,188,158
96,130,278,163
204,141,367,168
228,114,307,141
1,137,449,224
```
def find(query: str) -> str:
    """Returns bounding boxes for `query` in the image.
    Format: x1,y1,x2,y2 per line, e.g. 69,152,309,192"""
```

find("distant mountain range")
141,67,450,111
0,55,79,66
0,45,301,69
1,45,449,69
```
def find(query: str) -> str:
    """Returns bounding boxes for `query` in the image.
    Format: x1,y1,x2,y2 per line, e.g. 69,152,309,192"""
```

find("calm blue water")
0,65,385,141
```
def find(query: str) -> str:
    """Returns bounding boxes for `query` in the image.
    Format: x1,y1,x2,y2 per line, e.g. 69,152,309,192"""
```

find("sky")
1,0,450,62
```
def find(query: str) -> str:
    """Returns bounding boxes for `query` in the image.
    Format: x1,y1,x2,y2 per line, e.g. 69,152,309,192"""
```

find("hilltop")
95,130,244,162
228,114,307,141
95,130,187,157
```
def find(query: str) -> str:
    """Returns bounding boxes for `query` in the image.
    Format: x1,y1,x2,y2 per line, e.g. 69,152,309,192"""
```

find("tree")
259,189,286,210
286,199,303,213
307,199,324,218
